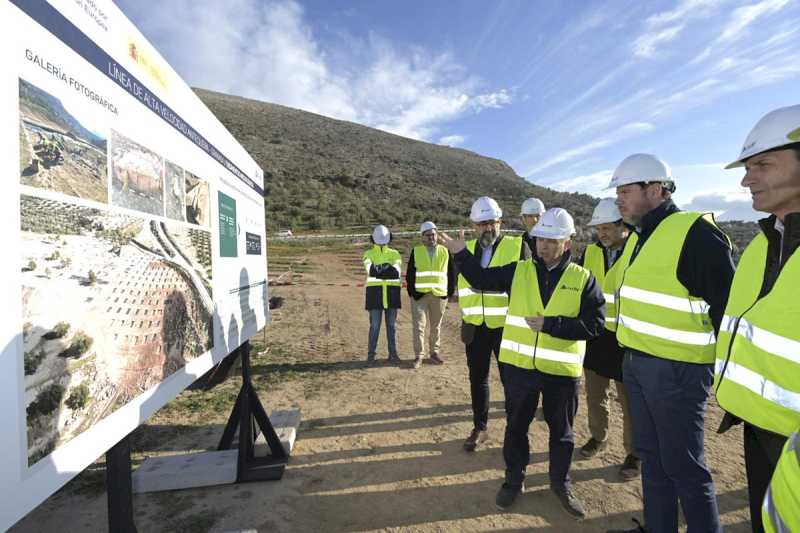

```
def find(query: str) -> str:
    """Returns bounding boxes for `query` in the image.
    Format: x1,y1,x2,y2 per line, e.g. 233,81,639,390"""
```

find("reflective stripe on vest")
715,233,800,436
498,260,589,377
458,236,522,328
413,244,449,296
603,233,637,332
616,212,719,363
363,245,402,309
762,431,800,533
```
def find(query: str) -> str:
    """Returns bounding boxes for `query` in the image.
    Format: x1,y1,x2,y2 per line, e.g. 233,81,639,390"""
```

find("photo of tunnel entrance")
20,195,213,465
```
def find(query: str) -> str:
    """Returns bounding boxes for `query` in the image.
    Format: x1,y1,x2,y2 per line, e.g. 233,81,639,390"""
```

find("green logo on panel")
218,191,238,257
789,127,800,141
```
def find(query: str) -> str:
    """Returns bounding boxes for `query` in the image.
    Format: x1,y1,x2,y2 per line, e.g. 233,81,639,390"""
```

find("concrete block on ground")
255,409,301,456
132,449,238,493
132,409,299,493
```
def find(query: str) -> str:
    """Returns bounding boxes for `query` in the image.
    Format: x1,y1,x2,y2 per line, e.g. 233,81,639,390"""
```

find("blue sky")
117,0,800,221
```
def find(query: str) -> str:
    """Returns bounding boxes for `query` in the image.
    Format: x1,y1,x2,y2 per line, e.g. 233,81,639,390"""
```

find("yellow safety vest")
762,430,800,533
582,241,637,332
616,212,720,364
498,260,590,377
458,236,522,329
413,244,449,297
363,245,402,309
715,233,800,436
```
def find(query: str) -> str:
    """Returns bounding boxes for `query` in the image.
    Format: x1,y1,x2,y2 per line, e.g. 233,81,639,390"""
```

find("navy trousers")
465,324,504,431
503,364,579,489
623,350,721,533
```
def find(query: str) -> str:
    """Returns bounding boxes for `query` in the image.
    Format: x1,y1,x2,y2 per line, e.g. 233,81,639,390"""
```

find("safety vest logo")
560,284,580,292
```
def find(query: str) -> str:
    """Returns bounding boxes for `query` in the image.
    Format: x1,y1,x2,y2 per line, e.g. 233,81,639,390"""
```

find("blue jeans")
623,349,721,533
368,308,398,359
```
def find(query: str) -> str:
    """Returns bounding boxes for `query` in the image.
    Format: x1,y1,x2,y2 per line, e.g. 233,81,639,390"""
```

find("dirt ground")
13,243,752,532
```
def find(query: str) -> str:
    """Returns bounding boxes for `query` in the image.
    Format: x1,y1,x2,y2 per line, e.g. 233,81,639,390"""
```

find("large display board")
0,0,269,528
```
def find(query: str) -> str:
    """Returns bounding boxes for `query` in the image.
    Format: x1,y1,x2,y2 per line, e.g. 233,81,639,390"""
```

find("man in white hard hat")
363,224,402,364
713,104,800,533
441,207,604,519
406,221,455,368
605,154,735,533
457,196,531,452
520,197,546,254
579,198,639,480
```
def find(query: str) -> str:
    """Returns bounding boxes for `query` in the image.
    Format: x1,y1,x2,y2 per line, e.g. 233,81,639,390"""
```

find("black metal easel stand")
217,341,288,481
106,434,137,533
105,341,287,530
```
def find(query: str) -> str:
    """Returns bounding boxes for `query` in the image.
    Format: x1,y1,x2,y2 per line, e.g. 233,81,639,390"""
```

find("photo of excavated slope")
185,171,210,227
110,130,165,217
19,79,107,204
165,159,185,221
20,195,213,466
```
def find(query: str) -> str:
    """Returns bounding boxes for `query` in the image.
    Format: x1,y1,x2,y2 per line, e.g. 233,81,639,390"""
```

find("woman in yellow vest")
363,224,402,363
442,208,605,520
714,104,800,533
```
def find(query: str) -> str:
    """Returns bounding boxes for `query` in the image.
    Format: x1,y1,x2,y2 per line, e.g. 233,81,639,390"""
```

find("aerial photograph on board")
18,78,108,204
20,195,213,465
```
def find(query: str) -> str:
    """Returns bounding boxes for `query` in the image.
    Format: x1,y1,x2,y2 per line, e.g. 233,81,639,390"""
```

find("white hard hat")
470,196,503,223
587,198,623,226
607,153,675,190
420,221,437,234
531,207,575,240
520,197,546,215
726,105,800,169
372,224,390,245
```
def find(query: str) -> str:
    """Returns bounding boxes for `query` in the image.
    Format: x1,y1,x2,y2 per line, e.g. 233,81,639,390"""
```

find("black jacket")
454,248,605,341
522,231,538,261
405,246,456,300
756,212,800,297
581,239,632,381
628,200,735,336
365,262,401,310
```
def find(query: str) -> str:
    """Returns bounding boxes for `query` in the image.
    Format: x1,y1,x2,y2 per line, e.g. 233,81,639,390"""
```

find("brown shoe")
429,353,444,365
619,454,641,481
463,428,487,452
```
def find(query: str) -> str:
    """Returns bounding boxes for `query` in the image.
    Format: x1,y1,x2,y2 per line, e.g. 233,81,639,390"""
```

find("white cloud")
682,189,760,221
525,122,654,177
633,0,724,59
439,135,466,147
633,25,685,58
718,0,790,42
645,0,724,27
535,169,613,196
118,0,510,142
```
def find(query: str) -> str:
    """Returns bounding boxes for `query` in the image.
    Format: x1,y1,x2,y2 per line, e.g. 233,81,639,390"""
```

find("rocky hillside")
195,89,597,234
195,88,759,256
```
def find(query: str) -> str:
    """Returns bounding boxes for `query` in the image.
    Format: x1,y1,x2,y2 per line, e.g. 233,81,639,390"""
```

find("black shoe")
463,428,488,452
619,454,641,481
580,437,607,458
551,485,586,520
607,517,646,532
495,482,523,510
